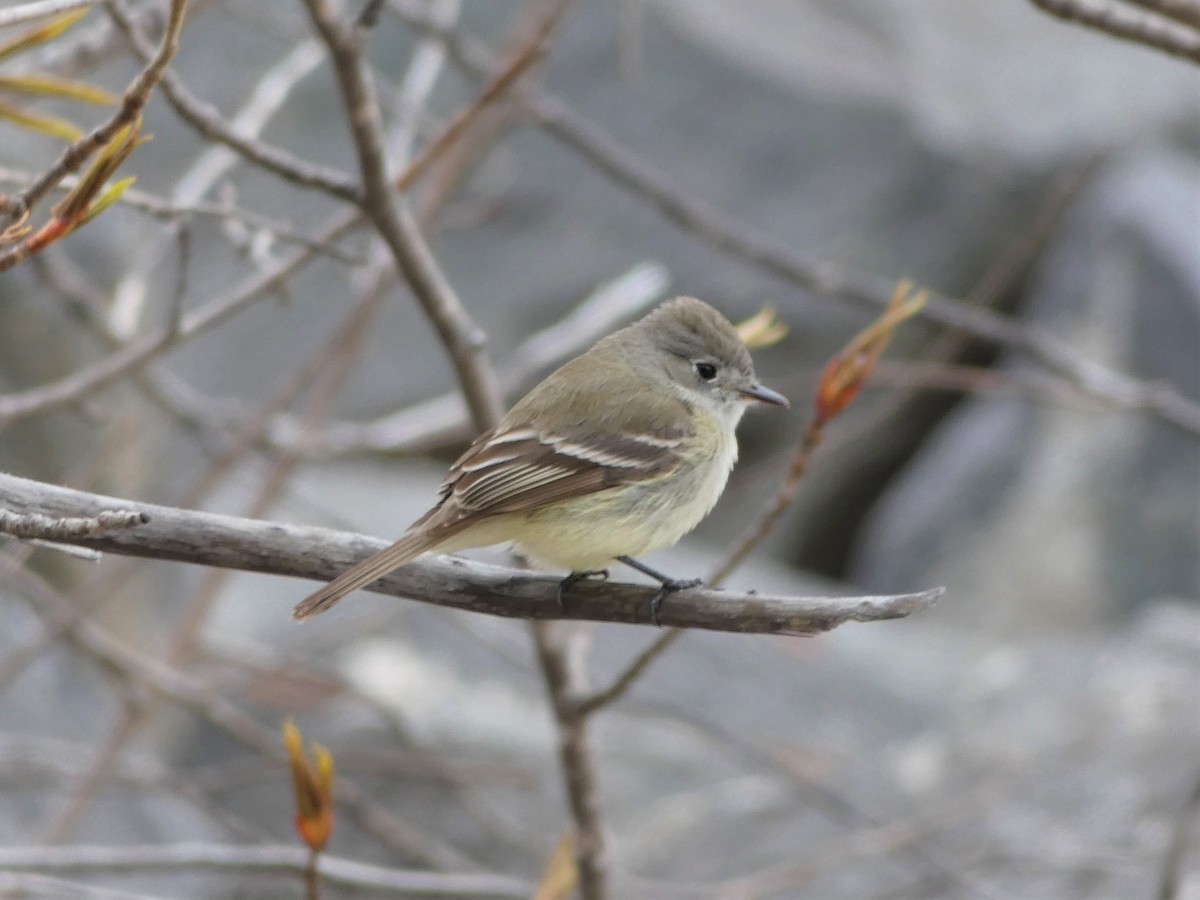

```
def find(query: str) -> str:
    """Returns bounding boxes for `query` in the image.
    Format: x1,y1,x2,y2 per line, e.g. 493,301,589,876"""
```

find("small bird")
293,297,788,623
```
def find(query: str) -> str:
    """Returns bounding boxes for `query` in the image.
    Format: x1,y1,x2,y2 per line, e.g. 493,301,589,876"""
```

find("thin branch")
0,166,361,260
303,0,503,430
109,36,329,337
575,628,683,716
0,208,361,428
415,0,572,218
530,621,608,897
0,843,529,897
0,471,942,634
258,260,667,457
392,4,551,194
104,0,362,203
709,419,825,588
1030,0,1200,65
0,554,481,868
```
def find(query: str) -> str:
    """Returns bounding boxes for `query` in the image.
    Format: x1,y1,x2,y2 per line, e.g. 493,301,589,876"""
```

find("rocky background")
0,1,1197,898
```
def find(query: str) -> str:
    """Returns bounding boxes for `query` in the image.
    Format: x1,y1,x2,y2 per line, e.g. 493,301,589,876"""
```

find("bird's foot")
648,576,702,626
556,568,608,612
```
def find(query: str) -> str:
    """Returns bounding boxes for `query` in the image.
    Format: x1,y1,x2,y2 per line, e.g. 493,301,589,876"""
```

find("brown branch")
391,6,555,195
39,266,395,842
0,553,479,868
102,0,362,203
302,0,504,430
205,261,666,459
710,421,825,588
1,0,188,222
575,628,683,715
0,208,361,428
0,472,941,634
530,621,608,897
299,9,615,893
1030,0,1200,65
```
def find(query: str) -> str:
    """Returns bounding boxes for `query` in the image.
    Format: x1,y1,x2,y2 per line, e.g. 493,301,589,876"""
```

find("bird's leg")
616,556,702,626
556,568,608,611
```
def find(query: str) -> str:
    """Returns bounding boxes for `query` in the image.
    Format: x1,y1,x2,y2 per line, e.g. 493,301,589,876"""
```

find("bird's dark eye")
695,362,718,381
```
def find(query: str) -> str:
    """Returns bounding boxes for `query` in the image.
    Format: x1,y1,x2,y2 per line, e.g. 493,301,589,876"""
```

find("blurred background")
0,0,1197,897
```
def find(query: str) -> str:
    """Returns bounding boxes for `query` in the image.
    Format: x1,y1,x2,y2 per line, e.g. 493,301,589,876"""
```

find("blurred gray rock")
853,149,1200,632
655,0,1200,160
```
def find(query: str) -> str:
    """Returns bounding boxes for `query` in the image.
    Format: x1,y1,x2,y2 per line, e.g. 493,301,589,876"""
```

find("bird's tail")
293,527,449,620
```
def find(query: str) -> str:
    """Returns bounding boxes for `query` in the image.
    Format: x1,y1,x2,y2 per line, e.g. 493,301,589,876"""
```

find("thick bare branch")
0,472,941,634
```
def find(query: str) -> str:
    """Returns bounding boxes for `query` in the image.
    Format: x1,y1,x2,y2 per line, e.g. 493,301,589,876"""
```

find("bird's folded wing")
429,423,689,521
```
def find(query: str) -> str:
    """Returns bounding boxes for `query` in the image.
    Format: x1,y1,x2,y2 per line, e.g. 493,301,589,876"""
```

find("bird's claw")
556,569,608,612
649,577,702,626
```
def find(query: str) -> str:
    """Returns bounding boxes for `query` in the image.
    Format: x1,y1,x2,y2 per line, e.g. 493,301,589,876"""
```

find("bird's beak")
738,382,789,408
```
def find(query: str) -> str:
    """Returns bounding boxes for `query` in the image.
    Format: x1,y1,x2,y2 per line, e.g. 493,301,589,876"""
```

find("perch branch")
0,472,941,634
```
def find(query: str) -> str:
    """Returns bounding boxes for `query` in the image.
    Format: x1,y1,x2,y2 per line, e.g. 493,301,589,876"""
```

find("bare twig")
109,36,329,337
0,554,479,868
416,0,572,217
0,165,361,260
530,621,608,897
103,0,361,203
256,260,667,457
391,4,553,195
0,843,529,897
40,261,394,842
297,11,610,891
0,208,361,428
1030,0,1200,65
303,0,504,429
710,420,824,588
575,627,683,715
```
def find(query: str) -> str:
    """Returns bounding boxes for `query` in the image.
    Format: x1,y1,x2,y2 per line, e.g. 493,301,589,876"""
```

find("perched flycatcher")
293,297,788,622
